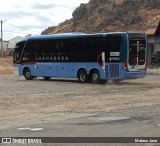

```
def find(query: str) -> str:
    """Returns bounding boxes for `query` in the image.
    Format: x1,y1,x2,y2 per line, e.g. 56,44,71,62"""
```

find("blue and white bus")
13,32,147,83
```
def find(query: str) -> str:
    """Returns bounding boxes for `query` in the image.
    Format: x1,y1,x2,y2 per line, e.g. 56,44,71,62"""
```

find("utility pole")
1,20,3,57
1,20,6,57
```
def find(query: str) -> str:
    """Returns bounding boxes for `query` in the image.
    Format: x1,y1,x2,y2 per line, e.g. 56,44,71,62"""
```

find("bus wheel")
90,70,100,83
43,77,51,80
24,69,33,80
78,70,88,83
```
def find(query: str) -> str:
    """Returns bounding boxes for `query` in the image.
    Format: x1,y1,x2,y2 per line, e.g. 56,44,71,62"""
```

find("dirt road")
1,74,160,145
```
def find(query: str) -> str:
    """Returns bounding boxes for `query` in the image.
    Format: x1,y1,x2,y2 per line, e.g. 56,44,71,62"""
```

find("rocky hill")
41,0,160,34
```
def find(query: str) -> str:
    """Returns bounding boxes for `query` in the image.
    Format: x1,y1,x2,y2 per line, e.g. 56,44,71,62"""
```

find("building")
145,21,160,66
8,36,23,51
0,40,9,52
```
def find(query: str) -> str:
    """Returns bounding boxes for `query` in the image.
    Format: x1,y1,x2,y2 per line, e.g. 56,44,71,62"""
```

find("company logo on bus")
22,53,69,62
35,55,69,61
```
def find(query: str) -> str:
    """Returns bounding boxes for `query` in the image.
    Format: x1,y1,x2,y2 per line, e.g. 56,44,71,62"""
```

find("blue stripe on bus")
15,62,146,80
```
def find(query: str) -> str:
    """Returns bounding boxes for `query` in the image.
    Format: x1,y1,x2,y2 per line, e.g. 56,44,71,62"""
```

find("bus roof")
18,32,128,43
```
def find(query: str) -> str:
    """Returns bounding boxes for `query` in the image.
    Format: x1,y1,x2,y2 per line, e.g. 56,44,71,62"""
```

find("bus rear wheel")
78,70,88,83
24,69,33,80
90,70,100,83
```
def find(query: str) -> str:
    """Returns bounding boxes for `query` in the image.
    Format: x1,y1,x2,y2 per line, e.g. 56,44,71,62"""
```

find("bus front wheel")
24,69,33,80
90,70,100,83
78,70,88,83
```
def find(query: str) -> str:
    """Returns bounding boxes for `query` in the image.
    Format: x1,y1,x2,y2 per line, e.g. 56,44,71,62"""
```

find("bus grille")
109,64,120,78
105,65,108,78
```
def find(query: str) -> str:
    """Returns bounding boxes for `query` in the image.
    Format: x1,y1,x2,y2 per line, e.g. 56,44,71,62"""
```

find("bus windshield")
14,41,26,64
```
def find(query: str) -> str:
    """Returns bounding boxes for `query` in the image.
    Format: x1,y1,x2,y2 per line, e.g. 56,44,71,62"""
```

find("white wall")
0,41,9,52
8,36,23,49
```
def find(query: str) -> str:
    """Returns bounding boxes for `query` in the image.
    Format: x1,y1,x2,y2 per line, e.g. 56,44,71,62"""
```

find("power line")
4,30,38,35
4,22,41,33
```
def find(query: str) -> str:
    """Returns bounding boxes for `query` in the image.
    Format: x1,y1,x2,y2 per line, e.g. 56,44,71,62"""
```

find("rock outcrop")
41,0,160,34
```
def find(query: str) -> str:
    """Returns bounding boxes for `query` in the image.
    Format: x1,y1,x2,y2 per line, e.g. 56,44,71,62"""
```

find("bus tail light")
97,52,105,69
102,52,105,69
122,60,128,71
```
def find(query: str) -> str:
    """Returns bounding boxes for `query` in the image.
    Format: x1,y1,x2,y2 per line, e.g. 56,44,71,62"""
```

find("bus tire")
90,70,100,83
24,68,33,80
43,77,51,80
78,70,88,83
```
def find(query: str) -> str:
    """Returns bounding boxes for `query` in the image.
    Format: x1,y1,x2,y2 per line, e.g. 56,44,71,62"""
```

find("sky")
0,0,89,40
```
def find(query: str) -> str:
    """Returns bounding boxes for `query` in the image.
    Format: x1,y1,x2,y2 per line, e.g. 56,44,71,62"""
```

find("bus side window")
45,40,52,55
107,36,121,62
92,37,107,53
22,41,35,62
34,42,39,53
55,41,63,52
23,41,32,56
109,36,121,51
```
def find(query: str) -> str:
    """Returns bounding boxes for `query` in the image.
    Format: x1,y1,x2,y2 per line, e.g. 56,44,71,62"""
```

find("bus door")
128,33,146,71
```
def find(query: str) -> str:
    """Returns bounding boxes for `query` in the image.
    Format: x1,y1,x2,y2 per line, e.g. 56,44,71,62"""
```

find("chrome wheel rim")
80,73,86,81
26,71,30,78
92,73,99,81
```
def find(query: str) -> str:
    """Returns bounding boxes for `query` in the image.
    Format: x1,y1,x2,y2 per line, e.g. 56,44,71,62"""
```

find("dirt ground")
1,56,160,145
1,74,160,129
0,56,13,75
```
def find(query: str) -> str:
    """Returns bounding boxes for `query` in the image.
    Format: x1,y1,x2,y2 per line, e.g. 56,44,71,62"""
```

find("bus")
13,32,147,83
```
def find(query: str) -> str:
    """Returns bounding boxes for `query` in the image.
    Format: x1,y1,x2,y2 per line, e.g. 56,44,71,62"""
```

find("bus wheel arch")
23,67,33,80
77,68,88,83
89,69,100,83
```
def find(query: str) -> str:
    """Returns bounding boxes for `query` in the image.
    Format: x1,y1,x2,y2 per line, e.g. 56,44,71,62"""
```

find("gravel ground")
0,74,160,131
0,56,13,75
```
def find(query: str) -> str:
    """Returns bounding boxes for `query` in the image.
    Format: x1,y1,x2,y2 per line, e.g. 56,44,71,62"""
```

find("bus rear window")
128,33,146,66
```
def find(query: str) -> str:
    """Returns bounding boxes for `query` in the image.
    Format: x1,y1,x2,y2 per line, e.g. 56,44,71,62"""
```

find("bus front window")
14,41,26,64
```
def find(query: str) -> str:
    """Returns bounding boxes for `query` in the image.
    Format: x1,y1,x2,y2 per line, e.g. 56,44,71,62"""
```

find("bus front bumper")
13,66,19,76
